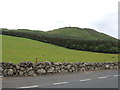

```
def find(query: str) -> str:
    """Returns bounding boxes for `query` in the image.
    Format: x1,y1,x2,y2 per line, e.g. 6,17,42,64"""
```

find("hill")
2,35,118,64
2,27,119,54
47,27,117,41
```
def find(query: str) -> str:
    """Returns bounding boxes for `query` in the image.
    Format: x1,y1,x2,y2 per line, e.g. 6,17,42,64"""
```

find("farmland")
2,35,118,64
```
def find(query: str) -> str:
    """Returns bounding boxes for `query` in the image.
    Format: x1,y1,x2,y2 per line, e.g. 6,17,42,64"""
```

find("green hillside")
47,27,117,41
2,27,119,54
2,35,118,64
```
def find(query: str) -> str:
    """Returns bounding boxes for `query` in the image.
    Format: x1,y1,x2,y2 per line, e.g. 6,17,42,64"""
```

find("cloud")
0,0,118,38
91,12,118,38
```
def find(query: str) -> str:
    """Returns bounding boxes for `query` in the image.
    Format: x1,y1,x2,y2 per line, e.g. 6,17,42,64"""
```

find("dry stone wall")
0,62,119,77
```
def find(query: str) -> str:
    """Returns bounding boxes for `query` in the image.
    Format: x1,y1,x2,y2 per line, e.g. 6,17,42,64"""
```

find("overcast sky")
0,0,119,38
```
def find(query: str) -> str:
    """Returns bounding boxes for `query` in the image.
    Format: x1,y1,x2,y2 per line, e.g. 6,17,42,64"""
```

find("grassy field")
2,35,118,64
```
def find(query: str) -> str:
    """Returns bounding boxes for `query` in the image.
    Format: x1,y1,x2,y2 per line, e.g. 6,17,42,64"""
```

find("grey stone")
26,67,32,72
47,67,54,73
67,65,72,69
0,67,3,73
33,74,36,76
105,65,109,69
16,65,20,69
28,70,35,76
19,71,24,76
7,69,13,76
3,69,8,76
20,67,24,71
37,69,46,75
61,69,68,73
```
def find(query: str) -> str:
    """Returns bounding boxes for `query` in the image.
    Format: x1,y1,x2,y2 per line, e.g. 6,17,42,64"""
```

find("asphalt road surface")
1,70,119,89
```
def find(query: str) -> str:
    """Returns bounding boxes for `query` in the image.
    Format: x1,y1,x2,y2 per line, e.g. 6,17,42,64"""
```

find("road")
1,70,119,89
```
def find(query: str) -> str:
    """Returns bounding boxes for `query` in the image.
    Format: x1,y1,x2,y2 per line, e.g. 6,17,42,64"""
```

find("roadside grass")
2,35,118,64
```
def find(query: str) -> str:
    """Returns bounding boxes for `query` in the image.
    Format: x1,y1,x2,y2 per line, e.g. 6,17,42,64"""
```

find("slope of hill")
47,27,117,41
2,27,119,54
2,35,118,64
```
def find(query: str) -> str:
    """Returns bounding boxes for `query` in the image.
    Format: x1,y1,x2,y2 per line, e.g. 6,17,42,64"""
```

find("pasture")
2,35,118,64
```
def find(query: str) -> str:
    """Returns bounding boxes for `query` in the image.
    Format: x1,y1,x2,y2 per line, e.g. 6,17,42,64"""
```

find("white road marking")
80,79,91,82
113,75,120,77
17,85,39,89
98,77,107,79
105,75,110,77
53,82,69,85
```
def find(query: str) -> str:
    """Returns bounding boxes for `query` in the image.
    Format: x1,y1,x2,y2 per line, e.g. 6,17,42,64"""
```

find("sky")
0,0,119,38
